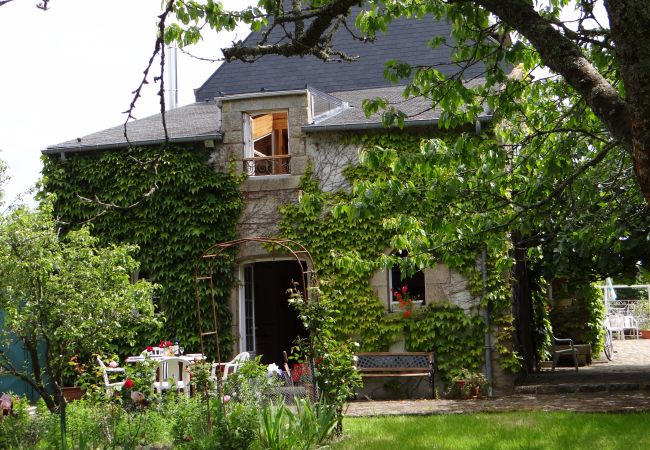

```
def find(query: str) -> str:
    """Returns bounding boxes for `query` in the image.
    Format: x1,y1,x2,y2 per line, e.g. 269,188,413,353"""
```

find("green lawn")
330,412,650,449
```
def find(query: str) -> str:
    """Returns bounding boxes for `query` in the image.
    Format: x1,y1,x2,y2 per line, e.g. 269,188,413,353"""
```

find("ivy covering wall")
278,131,519,381
41,145,243,359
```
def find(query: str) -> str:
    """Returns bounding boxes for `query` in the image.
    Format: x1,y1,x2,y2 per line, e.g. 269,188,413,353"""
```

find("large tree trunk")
475,0,650,203
511,232,536,376
605,0,650,203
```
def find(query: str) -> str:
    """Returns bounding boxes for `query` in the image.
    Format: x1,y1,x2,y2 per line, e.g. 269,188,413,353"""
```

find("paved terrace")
345,339,650,417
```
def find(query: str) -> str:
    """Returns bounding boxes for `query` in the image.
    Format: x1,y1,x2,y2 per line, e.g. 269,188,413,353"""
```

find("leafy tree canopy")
0,199,160,412
164,0,650,206
0,157,6,206
161,0,650,282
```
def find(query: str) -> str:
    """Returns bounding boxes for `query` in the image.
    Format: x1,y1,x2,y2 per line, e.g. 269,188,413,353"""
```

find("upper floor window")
243,111,290,176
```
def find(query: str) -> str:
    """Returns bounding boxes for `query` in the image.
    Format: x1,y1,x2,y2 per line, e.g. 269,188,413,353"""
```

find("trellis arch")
194,237,319,373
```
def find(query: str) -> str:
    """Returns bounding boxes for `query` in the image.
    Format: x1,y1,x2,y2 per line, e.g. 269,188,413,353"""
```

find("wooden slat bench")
356,352,435,398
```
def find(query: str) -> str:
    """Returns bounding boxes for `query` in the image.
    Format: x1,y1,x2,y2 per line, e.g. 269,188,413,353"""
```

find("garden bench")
356,352,435,398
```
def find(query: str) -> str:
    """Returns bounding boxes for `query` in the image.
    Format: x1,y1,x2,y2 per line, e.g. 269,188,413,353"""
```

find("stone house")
43,10,505,393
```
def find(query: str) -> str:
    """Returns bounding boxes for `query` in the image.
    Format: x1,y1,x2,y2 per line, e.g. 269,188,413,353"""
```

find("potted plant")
634,301,650,338
447,368,489,399
58,355,85,401
391,285,423,319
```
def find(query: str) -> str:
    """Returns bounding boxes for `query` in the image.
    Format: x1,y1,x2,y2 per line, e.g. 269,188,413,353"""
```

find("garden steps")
514,381,650,395
515,339,650,395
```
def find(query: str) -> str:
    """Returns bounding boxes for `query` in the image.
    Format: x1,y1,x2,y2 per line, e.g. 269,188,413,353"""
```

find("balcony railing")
243,155,291,176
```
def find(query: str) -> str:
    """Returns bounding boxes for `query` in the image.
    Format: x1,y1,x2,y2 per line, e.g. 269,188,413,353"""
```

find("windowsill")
247,173,293,178
390,300,424,312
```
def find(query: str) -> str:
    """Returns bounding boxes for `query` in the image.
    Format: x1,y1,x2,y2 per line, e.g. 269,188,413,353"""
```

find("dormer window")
243,111,290,176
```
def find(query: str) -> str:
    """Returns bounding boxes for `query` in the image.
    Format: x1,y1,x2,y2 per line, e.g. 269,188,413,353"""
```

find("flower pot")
62,386,85,402
640,330,650,339
470,386,481,399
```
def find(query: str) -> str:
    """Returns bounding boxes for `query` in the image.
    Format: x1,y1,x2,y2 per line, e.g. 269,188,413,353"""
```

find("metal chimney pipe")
167,44,178,110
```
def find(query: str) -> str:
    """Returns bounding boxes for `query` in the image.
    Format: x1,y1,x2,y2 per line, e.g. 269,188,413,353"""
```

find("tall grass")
332,412,650,449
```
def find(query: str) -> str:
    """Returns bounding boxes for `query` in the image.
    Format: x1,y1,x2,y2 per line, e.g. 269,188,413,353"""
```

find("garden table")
124,354,206,396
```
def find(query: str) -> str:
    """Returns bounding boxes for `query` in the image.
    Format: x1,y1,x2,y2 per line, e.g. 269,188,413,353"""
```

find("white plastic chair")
623,315,639,339
606,315,625,339
211,351,250,381
97,356,126,397
153,357,190,395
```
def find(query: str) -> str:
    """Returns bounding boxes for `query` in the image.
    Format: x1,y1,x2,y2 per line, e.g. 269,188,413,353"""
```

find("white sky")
0,0,253,207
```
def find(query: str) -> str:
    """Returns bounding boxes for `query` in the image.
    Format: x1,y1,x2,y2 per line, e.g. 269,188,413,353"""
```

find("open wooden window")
243,111,290,176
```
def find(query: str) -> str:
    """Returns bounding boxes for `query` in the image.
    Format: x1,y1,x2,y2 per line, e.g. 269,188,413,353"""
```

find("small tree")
0,199,159,412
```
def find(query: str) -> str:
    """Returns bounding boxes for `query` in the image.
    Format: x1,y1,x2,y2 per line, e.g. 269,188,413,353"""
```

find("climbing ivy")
40,145,243,359
277,130,517,381
402,304,485,381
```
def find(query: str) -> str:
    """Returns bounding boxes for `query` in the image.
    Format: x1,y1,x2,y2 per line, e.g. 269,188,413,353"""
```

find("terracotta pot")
62,386,85,402
640,330,650,339
470,386,481,399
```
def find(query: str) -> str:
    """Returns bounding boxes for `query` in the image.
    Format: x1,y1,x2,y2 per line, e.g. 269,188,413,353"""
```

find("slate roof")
44,101,220,153
304,81,489,131
45,6,489,153
195,7,483,101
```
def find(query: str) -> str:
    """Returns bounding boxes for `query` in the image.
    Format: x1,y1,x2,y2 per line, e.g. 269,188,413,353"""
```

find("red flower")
403,310,411,319
402,285,408,294
146,346,153,352
124,378,134,389
292,363,304,383
395,293,402,301
159,340,165,348
165,340,172,347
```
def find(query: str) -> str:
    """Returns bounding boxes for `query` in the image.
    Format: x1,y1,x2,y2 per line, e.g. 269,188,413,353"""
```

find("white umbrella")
605,277,617,314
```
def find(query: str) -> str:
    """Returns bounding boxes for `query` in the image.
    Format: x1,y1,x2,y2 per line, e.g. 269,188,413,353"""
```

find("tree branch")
222,0,361,62
474,0,631,149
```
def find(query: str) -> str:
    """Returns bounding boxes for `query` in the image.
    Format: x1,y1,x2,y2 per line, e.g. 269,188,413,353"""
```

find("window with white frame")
243,111,290,176
389,250,425,313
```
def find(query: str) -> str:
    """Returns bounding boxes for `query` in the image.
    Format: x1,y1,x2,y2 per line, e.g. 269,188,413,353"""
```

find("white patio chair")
623,315,639,339
97,356,126,397
211,351,250,382
606,315,625,340
153,357,190,395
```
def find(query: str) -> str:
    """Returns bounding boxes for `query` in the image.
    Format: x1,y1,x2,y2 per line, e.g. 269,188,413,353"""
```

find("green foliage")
279,168,394,350
256,399,337,450
40,145,243,360
287,287,362,428
0,156,6,206
0,394,39,449
549,282,605,354
446,368,489,399
403,304,486,382
279,132,518,376
0,201,158,412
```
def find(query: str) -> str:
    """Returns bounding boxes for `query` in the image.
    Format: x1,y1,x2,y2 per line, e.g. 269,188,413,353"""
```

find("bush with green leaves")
257,398,338,450
0,200,159,412
287,287,362,433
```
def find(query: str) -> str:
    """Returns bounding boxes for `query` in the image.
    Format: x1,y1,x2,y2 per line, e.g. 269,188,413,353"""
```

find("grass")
330,412,650,449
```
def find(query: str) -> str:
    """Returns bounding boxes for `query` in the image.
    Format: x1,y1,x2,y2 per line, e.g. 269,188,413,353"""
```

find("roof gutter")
302,114,493,133
216,89,308,102
41,133,222,155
